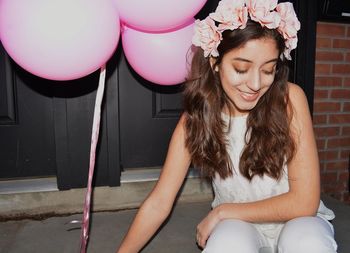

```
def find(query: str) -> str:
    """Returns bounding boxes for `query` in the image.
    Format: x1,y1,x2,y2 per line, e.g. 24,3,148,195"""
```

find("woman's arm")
196,83,321,247
117,114,191,253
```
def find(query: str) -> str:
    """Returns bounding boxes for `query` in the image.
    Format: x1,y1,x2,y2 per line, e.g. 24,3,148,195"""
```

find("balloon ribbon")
80,65,106,253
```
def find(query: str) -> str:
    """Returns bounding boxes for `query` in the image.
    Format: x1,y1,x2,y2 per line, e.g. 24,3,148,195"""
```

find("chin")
236,101,258,112
229,95,260,114
232,105,254,115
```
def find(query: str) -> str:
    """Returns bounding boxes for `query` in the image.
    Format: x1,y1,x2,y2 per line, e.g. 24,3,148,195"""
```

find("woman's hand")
196,208,221,249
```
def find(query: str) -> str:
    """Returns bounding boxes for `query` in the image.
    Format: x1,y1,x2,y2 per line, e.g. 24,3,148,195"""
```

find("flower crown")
192,0,301,60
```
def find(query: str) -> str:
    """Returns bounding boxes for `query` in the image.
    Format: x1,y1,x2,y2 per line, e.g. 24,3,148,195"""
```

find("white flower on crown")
276,2,301,60
246,0,281,29
276,2,300,38
192,17,222,57
209,0,248,31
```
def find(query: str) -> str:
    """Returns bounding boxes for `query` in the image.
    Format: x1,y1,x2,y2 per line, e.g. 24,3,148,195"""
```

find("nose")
247,71,261,92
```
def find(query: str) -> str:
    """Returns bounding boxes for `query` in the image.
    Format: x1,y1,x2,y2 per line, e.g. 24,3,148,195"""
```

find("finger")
197,234,202,248
199,234,208,249
199,238,204,249
196,234,202,248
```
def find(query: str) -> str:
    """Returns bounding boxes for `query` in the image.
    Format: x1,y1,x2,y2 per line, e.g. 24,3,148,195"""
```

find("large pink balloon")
0,0,120,81
122,20,195,85
114,0,207,32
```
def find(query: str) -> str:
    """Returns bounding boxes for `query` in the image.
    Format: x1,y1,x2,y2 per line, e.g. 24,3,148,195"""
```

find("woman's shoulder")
287,82,307,101
286,82,313,132
287,82,309,112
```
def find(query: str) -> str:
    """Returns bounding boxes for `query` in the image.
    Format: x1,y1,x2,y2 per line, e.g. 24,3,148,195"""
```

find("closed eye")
235,68,248,74
262,70,275,75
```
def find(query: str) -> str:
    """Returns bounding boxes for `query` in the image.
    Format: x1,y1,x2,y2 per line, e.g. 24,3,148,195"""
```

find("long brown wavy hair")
183,20,295,181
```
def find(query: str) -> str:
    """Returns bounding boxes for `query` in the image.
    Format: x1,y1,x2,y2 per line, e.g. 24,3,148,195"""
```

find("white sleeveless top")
211,113,335,240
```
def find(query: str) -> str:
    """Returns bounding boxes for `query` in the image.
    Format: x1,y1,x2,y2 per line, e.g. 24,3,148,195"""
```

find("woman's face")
215,38,279,116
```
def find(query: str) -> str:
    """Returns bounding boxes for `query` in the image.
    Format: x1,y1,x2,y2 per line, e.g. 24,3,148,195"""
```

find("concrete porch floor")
0,195,349,253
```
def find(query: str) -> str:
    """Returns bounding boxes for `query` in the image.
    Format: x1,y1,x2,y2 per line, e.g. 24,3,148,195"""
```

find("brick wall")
314,22,350,203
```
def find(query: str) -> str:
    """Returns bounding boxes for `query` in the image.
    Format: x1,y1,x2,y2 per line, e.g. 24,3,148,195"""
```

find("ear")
209,57,219,72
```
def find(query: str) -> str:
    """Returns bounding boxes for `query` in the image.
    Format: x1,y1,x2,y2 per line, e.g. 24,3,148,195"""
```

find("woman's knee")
278,216,337,253
203,219,266,253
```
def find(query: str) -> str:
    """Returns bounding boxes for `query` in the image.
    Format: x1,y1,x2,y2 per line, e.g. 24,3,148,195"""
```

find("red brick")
314,102,341,113
314,126,340,137
316,38,332,48
329,114,350,124
316,51,344,61
330,89,350,99
321,172,337,184
342,193,350,204
344,102,350,112
320,161,327,171
347,26,350,37
344,78,350,87
318,150,339,161
312,114,328,124
327,137,350,148
339,171,349,183
332,64,350,75
326,160,349,170
317,23,346,37
340,149,350,159
314,89,329,99
346,53,350,62
321,185,337,193
316,138,326,150
315,76,342,87
322,183,347,193
333,39,350,49
343,126,350,135
315,63,332,74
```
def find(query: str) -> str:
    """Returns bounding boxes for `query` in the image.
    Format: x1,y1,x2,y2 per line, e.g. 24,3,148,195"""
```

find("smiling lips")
240,91,259,102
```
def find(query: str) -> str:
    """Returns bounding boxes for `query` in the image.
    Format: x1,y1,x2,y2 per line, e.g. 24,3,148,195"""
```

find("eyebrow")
232,57,278,64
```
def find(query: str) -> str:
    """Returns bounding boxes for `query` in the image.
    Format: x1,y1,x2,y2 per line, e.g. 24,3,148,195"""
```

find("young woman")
117,0,337,252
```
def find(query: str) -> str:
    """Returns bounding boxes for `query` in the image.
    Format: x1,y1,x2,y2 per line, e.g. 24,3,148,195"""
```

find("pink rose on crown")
246,0,281,29
209,0,248,31
192,17,222,57
276,2,301,39
276,2,300,60
283,36,298,60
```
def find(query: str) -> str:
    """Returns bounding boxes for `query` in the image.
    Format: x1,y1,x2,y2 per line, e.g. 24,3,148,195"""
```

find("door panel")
0,48,16,124
0,44,56,179
118,54,183,169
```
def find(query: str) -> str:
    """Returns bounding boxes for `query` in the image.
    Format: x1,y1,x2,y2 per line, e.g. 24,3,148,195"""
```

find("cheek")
261,74,275,88
220,70,247,87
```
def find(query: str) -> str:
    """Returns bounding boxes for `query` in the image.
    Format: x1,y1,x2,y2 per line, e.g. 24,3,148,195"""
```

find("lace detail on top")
211,113,335,240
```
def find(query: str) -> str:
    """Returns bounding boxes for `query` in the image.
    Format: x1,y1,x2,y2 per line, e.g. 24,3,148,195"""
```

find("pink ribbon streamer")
80,65,107,253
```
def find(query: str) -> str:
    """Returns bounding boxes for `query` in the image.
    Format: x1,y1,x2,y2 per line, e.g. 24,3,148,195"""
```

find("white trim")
121,167,200,183
0,168,200,194
0,177,58,194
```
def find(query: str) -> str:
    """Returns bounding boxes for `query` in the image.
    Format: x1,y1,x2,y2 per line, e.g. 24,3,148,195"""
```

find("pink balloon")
113,0,207,32
122,20,195,85
0,0,120,81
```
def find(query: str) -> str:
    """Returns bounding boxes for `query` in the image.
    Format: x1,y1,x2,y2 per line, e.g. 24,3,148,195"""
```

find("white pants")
202,217,338,253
